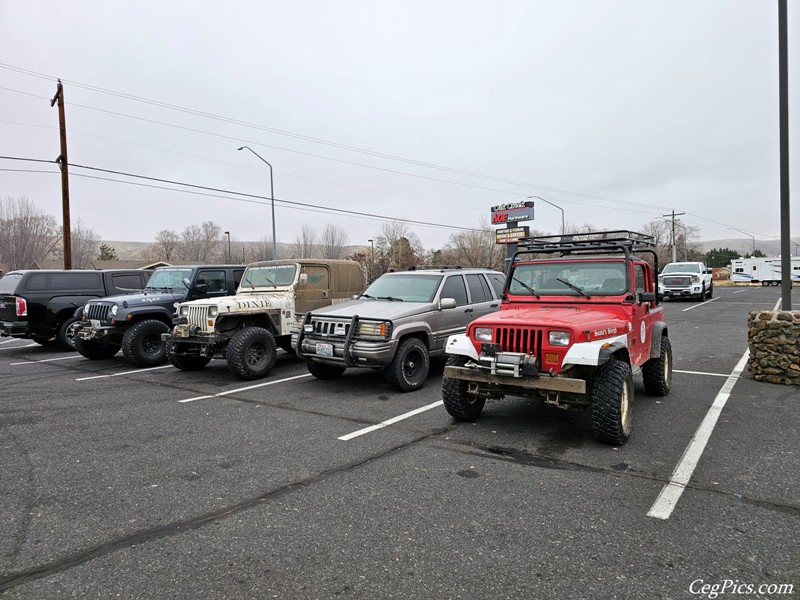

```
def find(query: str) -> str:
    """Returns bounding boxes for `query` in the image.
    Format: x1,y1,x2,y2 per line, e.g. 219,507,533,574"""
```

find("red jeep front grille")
495,327,543,356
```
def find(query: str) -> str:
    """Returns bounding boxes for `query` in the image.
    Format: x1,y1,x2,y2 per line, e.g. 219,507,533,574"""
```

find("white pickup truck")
658,262,713,301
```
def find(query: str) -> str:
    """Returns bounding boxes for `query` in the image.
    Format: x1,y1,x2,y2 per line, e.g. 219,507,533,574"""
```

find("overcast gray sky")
1,1,797,251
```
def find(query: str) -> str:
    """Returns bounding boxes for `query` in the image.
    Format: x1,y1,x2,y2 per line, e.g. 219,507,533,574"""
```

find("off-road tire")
306,360,346,380
384,337,430,392
642,335,672,396
32,336,57,347
590,360,634,445
442,355,485,421
75,336,120,360
121,319,170,367
227,327,277,380
166,342,211,371
56,317,81,351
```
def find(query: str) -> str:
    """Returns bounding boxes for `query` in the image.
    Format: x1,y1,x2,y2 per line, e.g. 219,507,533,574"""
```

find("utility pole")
662,210,685,263
51,79,72,269
779,0,792,310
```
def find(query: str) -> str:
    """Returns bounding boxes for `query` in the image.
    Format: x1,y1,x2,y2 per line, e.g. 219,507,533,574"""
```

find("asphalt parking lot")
0,285,798,599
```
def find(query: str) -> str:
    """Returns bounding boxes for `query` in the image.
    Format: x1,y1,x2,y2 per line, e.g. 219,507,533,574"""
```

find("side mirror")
638,291,656,303
193,283,208,294
182,277,192,289
299,273,308,286
439,298,457,310
706,269,713,275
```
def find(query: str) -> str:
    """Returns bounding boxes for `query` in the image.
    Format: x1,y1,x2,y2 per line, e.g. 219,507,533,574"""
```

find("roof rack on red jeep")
517,230,655,253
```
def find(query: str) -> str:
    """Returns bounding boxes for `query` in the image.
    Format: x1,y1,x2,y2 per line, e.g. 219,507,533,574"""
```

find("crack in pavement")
0,427,448,593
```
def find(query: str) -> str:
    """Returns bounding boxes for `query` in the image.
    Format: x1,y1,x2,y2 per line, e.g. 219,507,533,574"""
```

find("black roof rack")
406,265,463,271
516,230,655,254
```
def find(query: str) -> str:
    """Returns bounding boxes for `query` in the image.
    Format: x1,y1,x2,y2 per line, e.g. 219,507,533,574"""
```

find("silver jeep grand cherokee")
292,267,505,392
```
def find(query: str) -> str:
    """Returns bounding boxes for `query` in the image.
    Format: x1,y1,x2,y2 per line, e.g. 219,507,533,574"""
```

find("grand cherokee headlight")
358,321,391,337
548,330,570,346
208,306,218,317
474,327,493,342
179,306,189,317
109,305,118,317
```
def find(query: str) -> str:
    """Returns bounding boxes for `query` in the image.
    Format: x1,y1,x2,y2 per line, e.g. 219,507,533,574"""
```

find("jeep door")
191,269,236,300
296,265,331,313
432,274,472,350
630,262,653,365
465,274,501,320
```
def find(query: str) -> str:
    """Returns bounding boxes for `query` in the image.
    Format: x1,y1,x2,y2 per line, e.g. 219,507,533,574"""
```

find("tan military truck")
163,259,365,380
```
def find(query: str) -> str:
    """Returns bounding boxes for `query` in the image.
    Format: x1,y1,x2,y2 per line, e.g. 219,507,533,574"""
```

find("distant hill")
698,237,800,257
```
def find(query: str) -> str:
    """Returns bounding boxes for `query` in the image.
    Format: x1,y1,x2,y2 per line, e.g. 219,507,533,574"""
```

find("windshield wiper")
556,278,590,297
512,277,540,298
359,293,375,299
376,296,404,301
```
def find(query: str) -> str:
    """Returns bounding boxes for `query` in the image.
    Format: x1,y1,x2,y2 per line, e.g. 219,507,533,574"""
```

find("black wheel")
590,360,634,445
642,335,672,396
31,336,57,347
75,336,120,360
698,284,706,302
707,283,714,298
276,336,294,353
442,355,485,421
384,337,430,392
121,319,170,367
226,327,277,380
56,317,81,351
166,342,211,371
306,360,346,380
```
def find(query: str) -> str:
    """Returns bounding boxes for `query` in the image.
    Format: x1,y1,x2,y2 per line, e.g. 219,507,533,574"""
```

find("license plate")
315,342,334,357
90,319,101,328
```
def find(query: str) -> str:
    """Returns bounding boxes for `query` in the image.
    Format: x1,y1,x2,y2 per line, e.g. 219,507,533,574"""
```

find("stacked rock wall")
747,310,800,386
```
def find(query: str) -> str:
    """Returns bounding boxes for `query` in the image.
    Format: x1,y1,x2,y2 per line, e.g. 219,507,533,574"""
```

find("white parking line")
75,365,173,381
647,349,749,520
673,369,729,378
0,343,37,350
338,400,444,441
681,297,720,312
0,338,24,345
733,289,748,294
11,356,82,366
178,373,313,403
647,297,780,520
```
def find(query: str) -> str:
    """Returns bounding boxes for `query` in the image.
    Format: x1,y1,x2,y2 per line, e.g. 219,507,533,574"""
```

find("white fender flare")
444,334,479,361
562,333,628,367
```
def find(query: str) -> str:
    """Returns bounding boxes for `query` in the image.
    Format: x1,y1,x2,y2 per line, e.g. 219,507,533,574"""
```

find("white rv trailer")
730,257,800,285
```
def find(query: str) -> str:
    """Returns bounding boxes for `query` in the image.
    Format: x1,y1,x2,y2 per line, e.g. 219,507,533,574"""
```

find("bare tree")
62,219,100,269
319,223,349,259
0,196,60,270
153,229,181,261
292,224,318,259
441,218,505,270
179,221,222,262
374,221,424,271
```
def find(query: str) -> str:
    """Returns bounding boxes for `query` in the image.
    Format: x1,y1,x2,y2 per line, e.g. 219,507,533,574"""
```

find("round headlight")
208,306,218,317
474,327,493,342
179,306,189,317
109,305,118,317
82,304,89,315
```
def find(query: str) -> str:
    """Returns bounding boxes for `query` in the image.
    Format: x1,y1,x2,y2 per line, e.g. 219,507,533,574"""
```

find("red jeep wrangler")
442,231,672,445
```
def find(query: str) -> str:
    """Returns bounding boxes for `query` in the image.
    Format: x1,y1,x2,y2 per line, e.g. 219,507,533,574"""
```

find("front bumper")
77,322,120,341
0,320,28,337
443,365,586,394
162,326,223,356
661,285,702,298
295,336,397,367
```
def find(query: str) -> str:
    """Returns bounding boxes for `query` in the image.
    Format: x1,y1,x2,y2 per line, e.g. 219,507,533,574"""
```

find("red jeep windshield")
508,261,627,296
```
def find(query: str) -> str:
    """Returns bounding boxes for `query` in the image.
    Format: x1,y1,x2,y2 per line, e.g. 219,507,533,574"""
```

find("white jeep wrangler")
163,259,365,380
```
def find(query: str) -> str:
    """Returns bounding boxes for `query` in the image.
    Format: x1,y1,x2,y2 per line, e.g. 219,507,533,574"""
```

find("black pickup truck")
0,269,151,350
76,265,245,367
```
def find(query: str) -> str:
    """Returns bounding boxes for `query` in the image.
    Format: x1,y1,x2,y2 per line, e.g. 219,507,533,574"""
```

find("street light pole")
526,195,565,234
238,146,276,259
728,227,756,254
368,238,374,282
224,231,231,262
